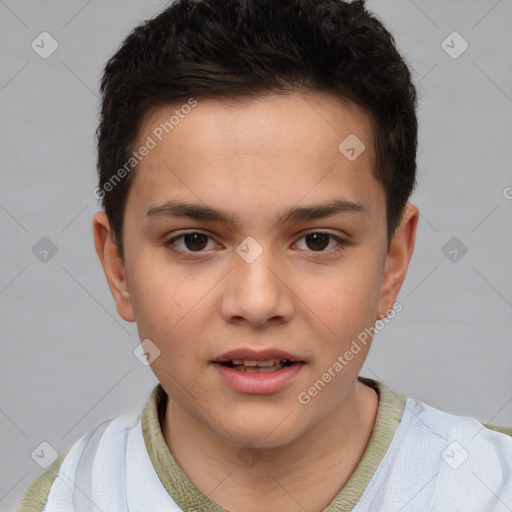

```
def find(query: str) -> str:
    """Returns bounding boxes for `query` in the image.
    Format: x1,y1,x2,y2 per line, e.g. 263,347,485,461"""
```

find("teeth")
228,359,292,372
240,366,279,373
231,359,278,367
256,360,277,367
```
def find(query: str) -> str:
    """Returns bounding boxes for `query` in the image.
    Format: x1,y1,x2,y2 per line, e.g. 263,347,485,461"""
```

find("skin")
93,91,418,512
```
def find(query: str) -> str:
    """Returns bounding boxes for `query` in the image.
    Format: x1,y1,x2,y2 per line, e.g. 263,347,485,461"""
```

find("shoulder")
400,397,512,502
482,423,512,437
358,393,512,509
14,449,70,512
403,396,512,444
401,396,512,462
15,412,141,512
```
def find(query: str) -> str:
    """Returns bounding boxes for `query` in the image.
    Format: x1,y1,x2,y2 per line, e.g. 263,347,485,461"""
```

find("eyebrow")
145,198,367,226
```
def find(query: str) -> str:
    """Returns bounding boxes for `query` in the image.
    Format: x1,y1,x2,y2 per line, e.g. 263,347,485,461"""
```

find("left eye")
295,232,345,252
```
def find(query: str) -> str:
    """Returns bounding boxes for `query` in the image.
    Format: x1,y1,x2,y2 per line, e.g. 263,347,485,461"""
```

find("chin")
216,411,306,449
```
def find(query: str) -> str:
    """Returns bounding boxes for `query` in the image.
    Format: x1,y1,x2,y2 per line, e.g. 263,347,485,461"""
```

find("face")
94,91,417,448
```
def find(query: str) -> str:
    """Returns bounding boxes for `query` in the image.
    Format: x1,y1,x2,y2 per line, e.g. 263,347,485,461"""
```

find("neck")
163,379,379,512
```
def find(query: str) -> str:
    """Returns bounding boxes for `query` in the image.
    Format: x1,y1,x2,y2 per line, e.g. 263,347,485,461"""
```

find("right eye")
165,231,217,253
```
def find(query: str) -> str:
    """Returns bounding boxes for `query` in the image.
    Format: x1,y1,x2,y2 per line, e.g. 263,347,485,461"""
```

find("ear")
377,203,419,318
92,211,135,322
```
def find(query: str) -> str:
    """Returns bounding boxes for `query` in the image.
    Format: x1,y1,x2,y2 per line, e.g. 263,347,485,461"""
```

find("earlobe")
92,211,135,322
377,203,419,318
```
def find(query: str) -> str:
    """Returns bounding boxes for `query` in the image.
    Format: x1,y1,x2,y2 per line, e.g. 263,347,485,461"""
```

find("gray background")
1,0,511,510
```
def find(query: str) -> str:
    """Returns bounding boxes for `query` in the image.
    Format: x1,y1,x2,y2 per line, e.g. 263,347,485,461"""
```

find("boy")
17,0,512,510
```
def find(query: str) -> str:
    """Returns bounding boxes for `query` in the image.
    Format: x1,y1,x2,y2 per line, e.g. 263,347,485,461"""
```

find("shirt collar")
141,376,407,511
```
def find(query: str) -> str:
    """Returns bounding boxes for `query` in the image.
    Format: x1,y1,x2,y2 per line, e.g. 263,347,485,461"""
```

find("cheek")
128,254,208,332
298,255,382,334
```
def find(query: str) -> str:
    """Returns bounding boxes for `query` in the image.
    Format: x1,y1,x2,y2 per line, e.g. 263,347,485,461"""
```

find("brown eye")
305,232,330,251
183,233,209,251
166,231,213,253
295,231,346,253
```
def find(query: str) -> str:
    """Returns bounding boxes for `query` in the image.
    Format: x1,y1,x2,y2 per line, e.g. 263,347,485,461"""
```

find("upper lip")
213,348,303,363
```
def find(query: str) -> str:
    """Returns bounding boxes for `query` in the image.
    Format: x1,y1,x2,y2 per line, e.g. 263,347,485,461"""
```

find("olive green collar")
141,376,407,511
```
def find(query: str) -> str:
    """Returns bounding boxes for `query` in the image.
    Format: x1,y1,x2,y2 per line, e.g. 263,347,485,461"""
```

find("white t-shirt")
16,378,512,511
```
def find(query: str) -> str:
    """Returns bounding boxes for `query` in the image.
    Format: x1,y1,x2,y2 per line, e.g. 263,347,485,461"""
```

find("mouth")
213,348,304,371
212,348,306,395
211,348,305,393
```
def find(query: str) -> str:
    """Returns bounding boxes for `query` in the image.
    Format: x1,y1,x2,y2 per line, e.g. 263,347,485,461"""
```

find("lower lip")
212,362,304,394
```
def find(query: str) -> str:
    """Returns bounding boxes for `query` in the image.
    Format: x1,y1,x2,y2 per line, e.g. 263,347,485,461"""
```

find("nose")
219,242,294,327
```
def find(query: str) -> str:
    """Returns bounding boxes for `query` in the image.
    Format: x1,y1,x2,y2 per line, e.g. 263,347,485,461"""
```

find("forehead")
125,92,384,228
137,91,374,162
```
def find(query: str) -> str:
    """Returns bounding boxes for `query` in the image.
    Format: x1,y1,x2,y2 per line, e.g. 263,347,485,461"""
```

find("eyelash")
165,230,347,256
